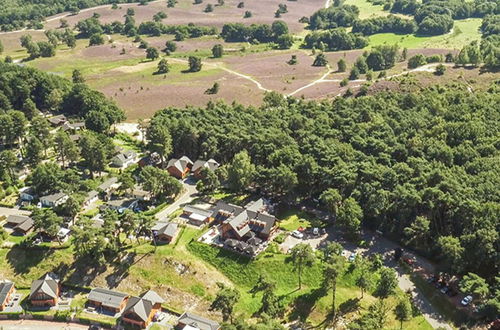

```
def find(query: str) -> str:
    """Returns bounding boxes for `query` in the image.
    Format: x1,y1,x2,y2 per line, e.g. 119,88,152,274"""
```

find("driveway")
0,320,87,329
155,177,198,221
0,207,31,218
280,232,328,253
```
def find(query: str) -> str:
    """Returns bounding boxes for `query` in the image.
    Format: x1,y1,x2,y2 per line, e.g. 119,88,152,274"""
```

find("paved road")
155,177,198,221
0,207,31,217
331,230,452,330
0,320,87,329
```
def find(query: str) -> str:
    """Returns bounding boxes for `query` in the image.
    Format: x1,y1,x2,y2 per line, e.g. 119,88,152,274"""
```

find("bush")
434,64,446,75
407,54,427,69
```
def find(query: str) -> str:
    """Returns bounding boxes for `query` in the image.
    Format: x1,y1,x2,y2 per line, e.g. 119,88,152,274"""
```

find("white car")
312,227,319,236
461,295,473,306
292,230,304,239
348,253,357,262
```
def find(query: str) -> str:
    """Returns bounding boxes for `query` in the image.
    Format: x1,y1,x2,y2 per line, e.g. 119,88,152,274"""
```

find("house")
87,288,129,315
0,281,15,311
19,186,35,201
131,186,151,201
40,192,69,208
5,215,34,235
47,114,67,126
191,159,219,179
121,290,164,328
167,156,193,179
111,150,138,168
69,134,81,142
98,177,120,200
182,205,214,227
138,152,162,168
105,198,138,213
152,222,178,244
57,228,71,242
29,273,60,307
84,190,99,207
62,122,85,132
177,312,220,330
214,198,277,241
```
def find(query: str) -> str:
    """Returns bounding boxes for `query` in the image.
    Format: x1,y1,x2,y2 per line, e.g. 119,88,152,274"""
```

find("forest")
309,0,499,36
148,83,499,286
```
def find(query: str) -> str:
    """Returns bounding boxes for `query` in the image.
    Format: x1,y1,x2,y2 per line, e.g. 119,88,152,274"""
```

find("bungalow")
84,190,99,207
182,205,214,227
106,198,138,213
131,186,151,201
87,288,129,315
167,156,193,179
69,134,81,142
62,122,85,132
19,186,36,201
138,152,162,168
57,228,71,242
121,290,164,329
177,312,220,330
5,215,34,235
0,281,15,311
111,150,138,168
152,222,178,244
97,177,120,195
40,192,69,208
29,273,59,307
47,114,67,126
214,198,277,241
191,159,220,179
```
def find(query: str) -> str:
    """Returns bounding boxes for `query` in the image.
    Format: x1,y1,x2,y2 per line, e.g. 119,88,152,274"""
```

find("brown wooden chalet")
29,273,60,307
121,290,164,328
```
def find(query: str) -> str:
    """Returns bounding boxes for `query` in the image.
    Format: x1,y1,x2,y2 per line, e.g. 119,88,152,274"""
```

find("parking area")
279,229,328,253
2,293,23,313
152,310,178,328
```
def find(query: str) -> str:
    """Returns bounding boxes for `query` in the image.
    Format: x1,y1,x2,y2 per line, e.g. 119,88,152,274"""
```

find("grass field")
366,19,482,50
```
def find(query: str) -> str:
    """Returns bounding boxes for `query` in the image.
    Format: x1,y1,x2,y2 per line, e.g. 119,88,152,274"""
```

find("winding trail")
287,62,456,97
166,58,270,92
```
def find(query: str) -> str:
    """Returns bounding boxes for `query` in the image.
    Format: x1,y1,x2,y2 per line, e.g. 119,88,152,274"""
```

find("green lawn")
366,19,482,50
277,209,320,231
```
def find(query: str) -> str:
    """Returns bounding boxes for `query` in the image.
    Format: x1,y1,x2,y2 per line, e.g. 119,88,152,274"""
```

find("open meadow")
0,0,489,120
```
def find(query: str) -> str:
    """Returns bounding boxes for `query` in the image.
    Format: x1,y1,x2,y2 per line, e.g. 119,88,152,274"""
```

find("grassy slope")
366,19,482,50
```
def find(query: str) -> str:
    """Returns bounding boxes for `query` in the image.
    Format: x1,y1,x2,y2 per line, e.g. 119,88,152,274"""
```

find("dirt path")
0,320,87,329
287,63,455,96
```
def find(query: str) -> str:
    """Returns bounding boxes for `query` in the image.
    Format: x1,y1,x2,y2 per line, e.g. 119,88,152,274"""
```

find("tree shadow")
65,256,108,287
338,297,361,316
289,287,327,322
6,246,55,275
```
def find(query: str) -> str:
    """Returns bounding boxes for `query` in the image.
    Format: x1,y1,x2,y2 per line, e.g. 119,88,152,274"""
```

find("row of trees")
303,28,368,51
220,21,289,43
147,82,499,281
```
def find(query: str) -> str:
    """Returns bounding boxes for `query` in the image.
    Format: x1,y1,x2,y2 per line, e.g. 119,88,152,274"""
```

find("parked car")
461,295,473,306
348,253,357,262
427,275,437,284
312,227,319,236
403,257,416,266
292,230,304,239
440,286,450,294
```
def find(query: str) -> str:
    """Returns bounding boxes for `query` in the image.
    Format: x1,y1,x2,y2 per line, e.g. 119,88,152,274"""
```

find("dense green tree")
290,243,315,289
437,235,464,274
79,132,110,177
30,162,63,195
146,46,159,60
227,150,255,192
188,56,202,72
32,208,64,239
72,69,85,84
376,267,398,299
54,130,79,166
313,53,328,66
25,136,44,167
212,44,223,58
211,283,240,323
459,273,489,299
337,58,347,72
140,165,182,200
394,297,412,329
196,167,220,194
